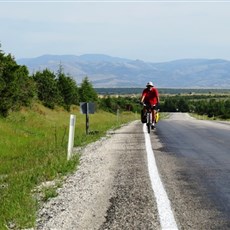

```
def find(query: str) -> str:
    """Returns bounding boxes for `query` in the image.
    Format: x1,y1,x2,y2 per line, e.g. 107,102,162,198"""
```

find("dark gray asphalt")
152,113,230,229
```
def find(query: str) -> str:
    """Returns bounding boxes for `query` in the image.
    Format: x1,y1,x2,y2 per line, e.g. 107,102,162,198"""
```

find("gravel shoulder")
36,120,160,230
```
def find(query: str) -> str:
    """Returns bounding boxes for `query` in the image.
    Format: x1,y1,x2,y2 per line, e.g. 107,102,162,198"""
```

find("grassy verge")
190,113,230,121
0,102,137,229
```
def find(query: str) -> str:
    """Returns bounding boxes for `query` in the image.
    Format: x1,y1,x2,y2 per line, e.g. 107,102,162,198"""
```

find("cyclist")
140,81,159,128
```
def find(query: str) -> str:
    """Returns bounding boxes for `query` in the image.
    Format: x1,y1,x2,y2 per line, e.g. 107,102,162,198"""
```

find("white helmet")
146,81,154,87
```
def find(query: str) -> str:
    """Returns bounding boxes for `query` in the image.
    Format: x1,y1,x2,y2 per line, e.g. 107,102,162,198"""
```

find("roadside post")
80,102,95,134
117,109,120,123
67,114,76,160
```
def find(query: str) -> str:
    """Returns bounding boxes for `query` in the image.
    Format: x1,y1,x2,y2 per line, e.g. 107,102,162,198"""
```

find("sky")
1,0,230,63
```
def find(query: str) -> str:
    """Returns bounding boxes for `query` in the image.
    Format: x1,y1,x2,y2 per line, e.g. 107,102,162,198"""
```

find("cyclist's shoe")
151,124,155,130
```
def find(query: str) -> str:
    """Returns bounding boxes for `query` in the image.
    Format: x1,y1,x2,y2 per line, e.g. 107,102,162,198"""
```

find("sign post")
80,102,95,134
86,103,89,135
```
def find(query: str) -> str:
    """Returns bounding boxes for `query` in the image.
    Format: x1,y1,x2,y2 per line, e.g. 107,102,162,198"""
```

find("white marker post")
117,109,120,123
67,114,76,160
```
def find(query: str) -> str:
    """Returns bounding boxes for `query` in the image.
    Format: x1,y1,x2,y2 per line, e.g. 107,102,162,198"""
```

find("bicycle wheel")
147,123,151,133
147,112,151,133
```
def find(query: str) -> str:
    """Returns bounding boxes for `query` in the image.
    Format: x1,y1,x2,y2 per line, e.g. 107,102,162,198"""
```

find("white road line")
143,125,178,230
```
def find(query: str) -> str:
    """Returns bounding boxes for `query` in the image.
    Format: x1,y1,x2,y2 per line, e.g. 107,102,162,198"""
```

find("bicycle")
141,103,155,134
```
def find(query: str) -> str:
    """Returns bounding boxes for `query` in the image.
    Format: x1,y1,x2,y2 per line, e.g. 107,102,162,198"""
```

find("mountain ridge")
17,54,230,88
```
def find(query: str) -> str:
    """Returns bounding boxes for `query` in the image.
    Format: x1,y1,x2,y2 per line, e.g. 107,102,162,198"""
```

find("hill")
17,54,230,88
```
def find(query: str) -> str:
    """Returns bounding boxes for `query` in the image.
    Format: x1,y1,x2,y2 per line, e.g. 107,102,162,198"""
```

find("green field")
0,102,137,229
95,87,230,96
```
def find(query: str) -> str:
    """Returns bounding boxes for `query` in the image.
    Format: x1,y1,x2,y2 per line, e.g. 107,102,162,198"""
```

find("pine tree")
79,77,98,102
57,65,79,111
32,69,61,109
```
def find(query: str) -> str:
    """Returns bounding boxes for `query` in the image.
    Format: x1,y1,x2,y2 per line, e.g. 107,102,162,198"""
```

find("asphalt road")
151,113,230,229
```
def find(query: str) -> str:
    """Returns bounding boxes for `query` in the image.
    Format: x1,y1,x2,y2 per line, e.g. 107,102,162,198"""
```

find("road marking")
143,125,178,230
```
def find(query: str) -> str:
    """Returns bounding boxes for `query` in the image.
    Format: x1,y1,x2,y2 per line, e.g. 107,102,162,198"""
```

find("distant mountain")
17,54,230,88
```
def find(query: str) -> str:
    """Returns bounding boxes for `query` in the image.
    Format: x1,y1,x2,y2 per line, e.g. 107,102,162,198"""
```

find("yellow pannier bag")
155,112,160,123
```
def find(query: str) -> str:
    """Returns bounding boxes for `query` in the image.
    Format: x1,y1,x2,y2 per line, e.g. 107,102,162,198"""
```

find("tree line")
161,95,230,119
0,46,97,117
98,94,230,120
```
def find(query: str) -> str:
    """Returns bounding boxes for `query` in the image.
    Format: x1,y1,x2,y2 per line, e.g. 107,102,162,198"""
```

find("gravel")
35,121,160,230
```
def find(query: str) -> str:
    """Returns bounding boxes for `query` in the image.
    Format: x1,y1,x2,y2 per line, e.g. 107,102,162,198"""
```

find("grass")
190,113,230,121
0,102,137,229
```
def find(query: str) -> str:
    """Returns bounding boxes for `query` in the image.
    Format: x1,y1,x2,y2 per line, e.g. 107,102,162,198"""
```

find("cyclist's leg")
151,106,157,123
150,106,157,129
153,109,157,123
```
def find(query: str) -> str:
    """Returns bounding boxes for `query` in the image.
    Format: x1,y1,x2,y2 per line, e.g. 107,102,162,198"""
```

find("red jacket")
142,87,159,105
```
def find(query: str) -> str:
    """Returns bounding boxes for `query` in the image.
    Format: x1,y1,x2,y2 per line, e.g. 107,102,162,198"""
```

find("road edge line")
143,125,178,230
